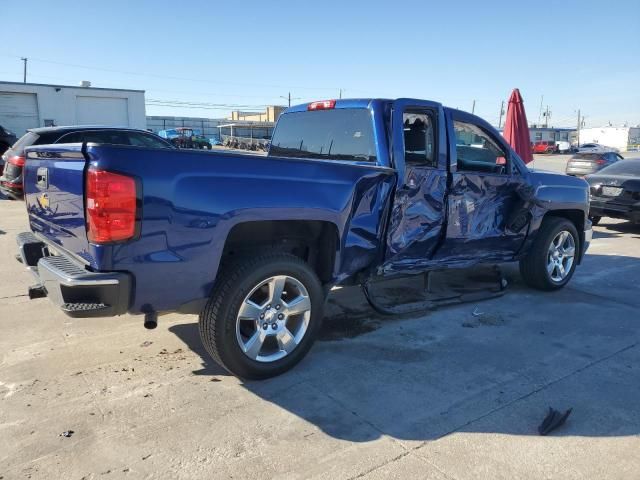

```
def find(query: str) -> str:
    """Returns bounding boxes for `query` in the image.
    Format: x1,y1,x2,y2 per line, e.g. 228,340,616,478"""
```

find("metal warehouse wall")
0,81,146,136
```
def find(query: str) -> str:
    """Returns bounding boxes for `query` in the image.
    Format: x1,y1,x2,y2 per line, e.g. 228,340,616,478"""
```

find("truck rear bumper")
17,232,131,317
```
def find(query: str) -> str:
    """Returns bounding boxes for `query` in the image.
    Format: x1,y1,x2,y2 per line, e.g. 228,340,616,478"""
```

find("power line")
0,53,340,92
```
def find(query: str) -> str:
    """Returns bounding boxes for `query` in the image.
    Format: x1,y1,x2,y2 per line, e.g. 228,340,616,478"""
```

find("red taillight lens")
8,155,25,167
308,100,336,111
86,169,137,243
596,158,606,165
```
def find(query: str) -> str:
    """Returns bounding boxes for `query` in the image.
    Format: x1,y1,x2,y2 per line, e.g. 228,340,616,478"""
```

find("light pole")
21,57,27,83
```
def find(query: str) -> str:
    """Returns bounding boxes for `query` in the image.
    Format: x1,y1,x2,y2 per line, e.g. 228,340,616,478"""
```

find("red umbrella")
502,88,533,164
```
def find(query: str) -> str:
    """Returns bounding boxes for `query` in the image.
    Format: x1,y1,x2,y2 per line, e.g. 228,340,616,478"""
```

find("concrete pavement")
1,190,639,479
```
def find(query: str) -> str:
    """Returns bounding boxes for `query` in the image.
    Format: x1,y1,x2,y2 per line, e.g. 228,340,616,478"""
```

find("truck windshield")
269,108,377,162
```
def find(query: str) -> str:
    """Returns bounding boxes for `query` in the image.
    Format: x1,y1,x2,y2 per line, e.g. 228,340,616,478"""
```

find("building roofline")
0,80,145,93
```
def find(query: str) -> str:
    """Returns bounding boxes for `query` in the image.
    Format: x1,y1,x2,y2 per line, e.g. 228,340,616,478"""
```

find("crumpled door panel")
433,172,528,264
382,167,448,274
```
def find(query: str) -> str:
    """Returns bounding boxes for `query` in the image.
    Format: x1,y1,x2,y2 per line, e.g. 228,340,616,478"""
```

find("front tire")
199,253,324,379
519,217,579,291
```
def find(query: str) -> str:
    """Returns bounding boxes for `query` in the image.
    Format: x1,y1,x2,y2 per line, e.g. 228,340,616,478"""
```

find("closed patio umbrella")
503,88,533,164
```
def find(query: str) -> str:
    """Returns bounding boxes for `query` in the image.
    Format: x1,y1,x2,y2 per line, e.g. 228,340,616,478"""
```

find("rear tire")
199,253,324,379
519,217,579,291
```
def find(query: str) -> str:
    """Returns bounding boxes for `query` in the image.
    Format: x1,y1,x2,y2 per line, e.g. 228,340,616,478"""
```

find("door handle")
36,167,48,189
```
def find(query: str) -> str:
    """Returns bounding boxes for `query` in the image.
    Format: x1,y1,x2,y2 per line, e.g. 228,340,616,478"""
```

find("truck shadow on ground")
594,220,640,239
170,253,640,442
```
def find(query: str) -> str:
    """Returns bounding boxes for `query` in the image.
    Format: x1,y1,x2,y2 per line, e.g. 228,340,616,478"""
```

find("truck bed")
23,144,396,314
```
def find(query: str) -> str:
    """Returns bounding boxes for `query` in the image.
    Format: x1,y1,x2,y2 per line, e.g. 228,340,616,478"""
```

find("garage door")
0,92,39,137
76,96,129,126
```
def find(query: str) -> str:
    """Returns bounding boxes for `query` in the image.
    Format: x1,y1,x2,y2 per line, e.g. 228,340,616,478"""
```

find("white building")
578,126,640,152
0,81,146,136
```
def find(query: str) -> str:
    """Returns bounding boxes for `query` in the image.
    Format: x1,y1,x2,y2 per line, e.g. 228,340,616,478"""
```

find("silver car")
566,152,624,176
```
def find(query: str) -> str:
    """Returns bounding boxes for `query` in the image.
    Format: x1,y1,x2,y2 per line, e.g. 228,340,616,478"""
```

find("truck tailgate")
23,144,90,263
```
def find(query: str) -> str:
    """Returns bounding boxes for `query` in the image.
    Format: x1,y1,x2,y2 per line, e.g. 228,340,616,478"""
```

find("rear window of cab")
269,108,377,162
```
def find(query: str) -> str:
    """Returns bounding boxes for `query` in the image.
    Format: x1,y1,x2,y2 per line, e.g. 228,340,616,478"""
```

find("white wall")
579,127,635,151
0,82,146,135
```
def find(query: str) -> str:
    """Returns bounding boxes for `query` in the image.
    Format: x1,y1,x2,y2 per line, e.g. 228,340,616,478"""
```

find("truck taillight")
8,155,25,167
308,100,336,111
86,168,137,243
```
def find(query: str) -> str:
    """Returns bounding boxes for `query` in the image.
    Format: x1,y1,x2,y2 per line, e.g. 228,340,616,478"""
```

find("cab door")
432,109,529,262
381,99,449,275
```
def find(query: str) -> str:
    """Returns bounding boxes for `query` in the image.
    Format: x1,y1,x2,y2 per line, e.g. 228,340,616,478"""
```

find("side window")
126,132,172,149
453,121,508,174
403,111,436,167
55,131,84,143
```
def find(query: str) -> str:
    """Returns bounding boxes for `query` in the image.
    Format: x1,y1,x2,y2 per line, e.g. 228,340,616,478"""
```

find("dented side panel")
433,172,527,263
382,167,448,273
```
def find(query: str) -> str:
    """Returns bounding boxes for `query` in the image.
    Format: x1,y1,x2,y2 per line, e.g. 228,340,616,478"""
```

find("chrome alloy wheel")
235,275,311,363
547,230,576,282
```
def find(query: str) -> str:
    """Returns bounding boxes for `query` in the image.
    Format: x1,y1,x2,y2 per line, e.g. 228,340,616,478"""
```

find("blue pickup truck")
17,98,592,379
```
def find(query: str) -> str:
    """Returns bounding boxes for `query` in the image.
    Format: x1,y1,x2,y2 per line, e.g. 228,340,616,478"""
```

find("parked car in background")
586,159,640,225
578,143,619,153
556,140,571,153
532,140,558,154
0,126,173,199
0,125,18,173
566,152,624,177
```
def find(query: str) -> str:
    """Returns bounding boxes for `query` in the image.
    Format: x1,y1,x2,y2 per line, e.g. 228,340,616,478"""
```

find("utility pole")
498,100,505,129
543,105,551,128
537,95,544,125
21,57,27,83
471,100,476,114
576,109,581,147
279,92,301,107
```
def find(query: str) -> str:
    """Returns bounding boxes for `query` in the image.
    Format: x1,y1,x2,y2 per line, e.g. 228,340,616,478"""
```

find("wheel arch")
221,219,340,284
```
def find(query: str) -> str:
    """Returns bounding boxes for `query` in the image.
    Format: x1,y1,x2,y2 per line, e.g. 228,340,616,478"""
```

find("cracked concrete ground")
1,160,640,478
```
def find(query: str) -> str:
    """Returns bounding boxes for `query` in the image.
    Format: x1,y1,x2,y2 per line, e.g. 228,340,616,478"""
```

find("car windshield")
598,160,640,176
269,108,377,162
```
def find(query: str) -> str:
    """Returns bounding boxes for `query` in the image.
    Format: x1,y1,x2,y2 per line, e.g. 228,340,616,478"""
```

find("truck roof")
285,98,390,113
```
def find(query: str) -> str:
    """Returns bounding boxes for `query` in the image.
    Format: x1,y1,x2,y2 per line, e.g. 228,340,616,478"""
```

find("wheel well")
222,220,339,284
544,209,584,234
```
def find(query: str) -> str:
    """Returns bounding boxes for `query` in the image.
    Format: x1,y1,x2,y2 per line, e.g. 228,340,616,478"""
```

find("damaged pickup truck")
18,98,592,379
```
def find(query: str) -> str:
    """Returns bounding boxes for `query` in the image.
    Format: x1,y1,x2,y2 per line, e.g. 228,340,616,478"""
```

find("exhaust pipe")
143,312,158,330
28,284,47,299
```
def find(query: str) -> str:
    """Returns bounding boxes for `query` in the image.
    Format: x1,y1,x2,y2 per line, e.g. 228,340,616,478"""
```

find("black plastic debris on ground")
538,407,573,435
59,430,74,438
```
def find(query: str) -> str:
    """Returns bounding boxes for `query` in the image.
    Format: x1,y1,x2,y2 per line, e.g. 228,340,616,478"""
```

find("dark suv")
0,126,174,199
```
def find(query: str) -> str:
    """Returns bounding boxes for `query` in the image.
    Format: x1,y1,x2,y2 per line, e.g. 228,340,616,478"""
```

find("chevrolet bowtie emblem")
38,192,49,209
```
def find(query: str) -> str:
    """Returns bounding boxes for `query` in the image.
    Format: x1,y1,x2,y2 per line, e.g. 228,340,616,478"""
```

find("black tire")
199,253,324,379
519,217,579,291
590,216,601,226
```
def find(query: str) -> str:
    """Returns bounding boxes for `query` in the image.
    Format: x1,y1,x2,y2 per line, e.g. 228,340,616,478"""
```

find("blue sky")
3,0,639,127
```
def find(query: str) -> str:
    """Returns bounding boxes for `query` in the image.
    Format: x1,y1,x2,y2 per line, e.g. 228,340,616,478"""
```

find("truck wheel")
199,253,324,379
519,217,579,291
